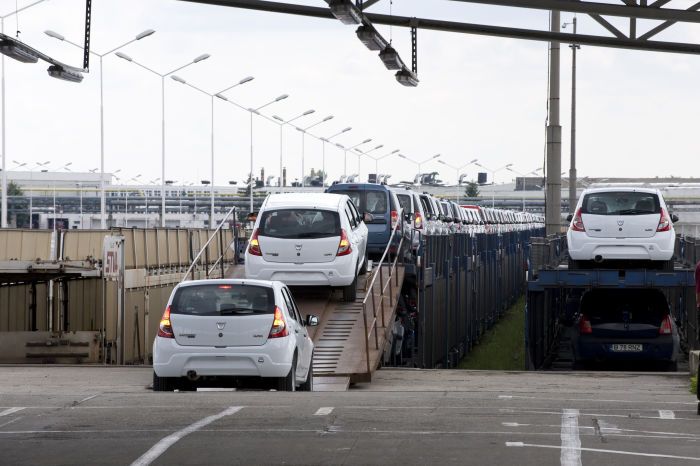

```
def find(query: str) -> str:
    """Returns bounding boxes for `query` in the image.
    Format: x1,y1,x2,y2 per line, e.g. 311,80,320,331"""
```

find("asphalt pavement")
0,366,698,465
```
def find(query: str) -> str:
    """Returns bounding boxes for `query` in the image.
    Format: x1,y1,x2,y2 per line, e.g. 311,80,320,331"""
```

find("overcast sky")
3,0,700,186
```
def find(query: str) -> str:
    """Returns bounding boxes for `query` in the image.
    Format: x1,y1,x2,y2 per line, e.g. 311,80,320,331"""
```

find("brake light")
248,228,262,256
571,208,586,232
157,306,174,339
391,210,399,230
414,212,423,230
659,315,673,335
578,314,592,334
657,208,671,232
337,229,352,256
268,306,289,338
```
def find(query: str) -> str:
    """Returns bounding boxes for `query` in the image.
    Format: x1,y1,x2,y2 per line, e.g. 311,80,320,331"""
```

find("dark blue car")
326,183,401,255
573,288,679,370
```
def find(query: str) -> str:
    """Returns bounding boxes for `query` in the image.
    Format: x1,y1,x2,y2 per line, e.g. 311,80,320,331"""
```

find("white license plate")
610,344,643,352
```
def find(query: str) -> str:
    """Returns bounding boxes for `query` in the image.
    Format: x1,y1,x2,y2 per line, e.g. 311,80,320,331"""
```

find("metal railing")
360,208,405,375
182,206,237,282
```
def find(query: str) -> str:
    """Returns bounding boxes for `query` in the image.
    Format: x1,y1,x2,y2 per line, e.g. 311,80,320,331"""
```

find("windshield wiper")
219,307,253,314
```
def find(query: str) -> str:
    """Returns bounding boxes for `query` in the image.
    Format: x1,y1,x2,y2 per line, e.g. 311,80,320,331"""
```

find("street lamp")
124,174,141,228
319,126,352,186
116,51,211,227
507,166,542,212
171,75,253,226
1,0,49,228
273,109,315,187
337,138,371,179
397,153,441,183
563,17,580,213
438,158,478,202
45,28,155,229
474,162,513,208
354,144,385,181
297,115,333,187
369,149,400,182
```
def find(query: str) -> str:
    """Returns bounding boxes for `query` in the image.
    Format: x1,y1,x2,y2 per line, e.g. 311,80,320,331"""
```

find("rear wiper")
219,308,253,314
616,209,654,215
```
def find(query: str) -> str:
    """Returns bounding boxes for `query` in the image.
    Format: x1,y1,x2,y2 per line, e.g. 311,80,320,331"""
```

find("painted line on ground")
658,410,675,419
130,406,243,466
0,417,23,429
497,394,695,406
0,408,25,417
561,409,582,466
505,442,700,461
314,407,334,416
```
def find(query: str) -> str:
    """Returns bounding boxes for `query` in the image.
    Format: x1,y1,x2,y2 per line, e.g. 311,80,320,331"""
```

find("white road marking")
314,407,334,416
498,395,513,399
658,410,675,419
502,422,526,427
0,417,23,429
196,388,236,392
130,406,243,466
506,442,700,461
0,408,25,417
561,409,582,466
497,394,695,406
71,394,98,407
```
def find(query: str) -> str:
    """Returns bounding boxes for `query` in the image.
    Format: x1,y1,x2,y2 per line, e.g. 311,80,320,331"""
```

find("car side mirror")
363,212,374,223
671,213,679,223
306,315,319,327
566,214,573,222
247,212,258,222
404,212,414,222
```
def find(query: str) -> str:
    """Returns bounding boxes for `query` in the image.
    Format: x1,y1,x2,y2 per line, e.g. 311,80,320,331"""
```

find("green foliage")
465,181,480,198
692,376,697,395
8,181,22,196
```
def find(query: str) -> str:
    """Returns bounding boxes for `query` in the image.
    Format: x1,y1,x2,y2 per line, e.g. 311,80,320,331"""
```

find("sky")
2,0,700,187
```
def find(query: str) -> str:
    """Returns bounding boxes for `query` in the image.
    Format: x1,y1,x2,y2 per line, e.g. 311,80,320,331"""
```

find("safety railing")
182,206,237,282
361,208,405,375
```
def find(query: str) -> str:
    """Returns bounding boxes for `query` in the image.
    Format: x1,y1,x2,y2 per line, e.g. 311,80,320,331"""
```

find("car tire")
278,353,297,392
343,274,358,302
153,372,179,392
299,358,313,392
359,252,369,275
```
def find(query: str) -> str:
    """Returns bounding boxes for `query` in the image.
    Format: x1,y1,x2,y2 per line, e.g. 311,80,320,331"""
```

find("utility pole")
568,17,579,214
545,10,562,235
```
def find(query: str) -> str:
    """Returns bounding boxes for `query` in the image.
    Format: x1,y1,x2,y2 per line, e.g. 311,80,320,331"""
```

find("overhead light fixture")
328,0,363,25
47,65,83,83
0,40,38,63
356,25,388,51
379,45,404,70
396,67,419,87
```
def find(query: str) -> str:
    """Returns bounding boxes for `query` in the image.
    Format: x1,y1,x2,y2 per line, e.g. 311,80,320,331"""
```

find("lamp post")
474,162,513,208
1,0,49,228
397,153,441,184
116,51,211,227
354,144,385,181
273,109,315,187
297,115,333,187
45,28,155,229
336,138,371,179
319,127,352,186
171,75,253,226
368,149,400,183
125,174,141,228
563,17,580,214
438,158,478,202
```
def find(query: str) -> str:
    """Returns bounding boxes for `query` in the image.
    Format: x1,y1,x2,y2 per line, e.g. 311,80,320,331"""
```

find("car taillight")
337,229,352,256
248,228,262,256
391,210,399,230
657,208,671,232
659,315,673,335
578,314,592,334
570,208,586,232
157,306,174,339
268,306,289,338
414,212,423,230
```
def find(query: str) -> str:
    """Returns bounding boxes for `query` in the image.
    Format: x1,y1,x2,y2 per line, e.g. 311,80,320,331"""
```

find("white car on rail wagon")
245,193,369,302
153,278,318,391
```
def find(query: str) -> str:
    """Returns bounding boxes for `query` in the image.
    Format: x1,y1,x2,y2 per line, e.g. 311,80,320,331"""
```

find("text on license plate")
611,344,643,352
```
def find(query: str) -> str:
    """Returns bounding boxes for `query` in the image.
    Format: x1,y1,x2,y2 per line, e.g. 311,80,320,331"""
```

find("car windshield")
581,191,661,216
259,209,340,239
581,289,668,325
171,284,274,316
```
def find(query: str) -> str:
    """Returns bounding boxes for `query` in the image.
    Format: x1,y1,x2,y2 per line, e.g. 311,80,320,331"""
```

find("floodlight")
356,25,388,51
136,29,156,40
379,45,404,70
396,67,419,87
47,65,83,83
328,0,362,25
303,109,315,116
44,30,65,41
171,75,186,84
0,40,38,63
215,93,228,101
193,54,210,63
239,76,254,84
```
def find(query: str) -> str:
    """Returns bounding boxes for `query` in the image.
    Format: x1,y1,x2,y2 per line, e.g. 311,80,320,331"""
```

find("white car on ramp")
153,279,318,392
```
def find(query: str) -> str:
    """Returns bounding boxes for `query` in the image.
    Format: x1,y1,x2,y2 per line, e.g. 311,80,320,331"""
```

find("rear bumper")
574,335,677,362
567,231,675,261
245,254,356,286
153,336,295,378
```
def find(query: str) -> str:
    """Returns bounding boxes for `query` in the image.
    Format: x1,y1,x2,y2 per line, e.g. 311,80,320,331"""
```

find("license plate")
610,344,643,352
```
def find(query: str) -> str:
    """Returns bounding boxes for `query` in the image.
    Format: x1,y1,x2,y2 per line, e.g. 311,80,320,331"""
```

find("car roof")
176,278,281,289
265,193,345,209
328,183,390,191
581,187,660,195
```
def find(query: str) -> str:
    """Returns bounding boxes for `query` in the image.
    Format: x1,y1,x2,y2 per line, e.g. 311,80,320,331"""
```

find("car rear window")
581,191,660,216
171,284,274,316
580,289,668,325
396,194,412,215
259,209,340,239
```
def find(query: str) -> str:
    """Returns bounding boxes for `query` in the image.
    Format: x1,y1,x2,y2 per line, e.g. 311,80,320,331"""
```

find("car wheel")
343,274,358,302
299,358,313,392
359,252,369,275
153,372,179,392
278,353,297,392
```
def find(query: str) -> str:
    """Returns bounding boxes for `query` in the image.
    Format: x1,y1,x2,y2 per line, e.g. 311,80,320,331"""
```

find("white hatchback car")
245,193,369,302
567,187,678,269
153,279,317,392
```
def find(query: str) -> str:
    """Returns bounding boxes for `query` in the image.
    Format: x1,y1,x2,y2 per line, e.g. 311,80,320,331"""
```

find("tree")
7,181,28,227
8,181,22,196
465,181,480,198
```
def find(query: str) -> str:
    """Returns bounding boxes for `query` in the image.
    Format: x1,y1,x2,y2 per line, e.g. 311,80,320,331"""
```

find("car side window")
286,288,304,324
348,201,361,224
280,288,297,321
345,203,358,229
